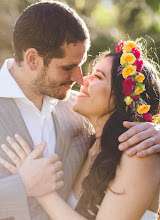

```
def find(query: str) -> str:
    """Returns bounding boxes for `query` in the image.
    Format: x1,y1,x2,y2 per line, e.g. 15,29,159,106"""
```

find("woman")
0,40,160,220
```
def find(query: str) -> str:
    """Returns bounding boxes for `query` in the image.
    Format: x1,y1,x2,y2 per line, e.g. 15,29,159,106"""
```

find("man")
0,1,159,220
0,1,90,219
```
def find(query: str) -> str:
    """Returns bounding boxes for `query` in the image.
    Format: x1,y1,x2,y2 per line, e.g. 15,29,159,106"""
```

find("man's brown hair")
13,1,90,65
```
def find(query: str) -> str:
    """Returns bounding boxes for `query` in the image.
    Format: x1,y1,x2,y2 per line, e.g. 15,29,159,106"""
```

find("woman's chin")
72,102,81,114
72,102,87,117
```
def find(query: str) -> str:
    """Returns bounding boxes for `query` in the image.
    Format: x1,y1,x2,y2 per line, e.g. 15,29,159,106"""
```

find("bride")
0,40,160,220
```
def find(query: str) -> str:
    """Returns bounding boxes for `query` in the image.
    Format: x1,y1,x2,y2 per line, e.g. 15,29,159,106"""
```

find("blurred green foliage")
0,0,160,78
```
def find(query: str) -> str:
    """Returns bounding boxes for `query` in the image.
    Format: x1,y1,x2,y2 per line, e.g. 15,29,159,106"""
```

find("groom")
0,1,160,220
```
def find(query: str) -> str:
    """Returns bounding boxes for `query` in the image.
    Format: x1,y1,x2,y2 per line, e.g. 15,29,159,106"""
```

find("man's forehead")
62,52,87,66
63,41,87,55
62,56,86,68
61,42,87,64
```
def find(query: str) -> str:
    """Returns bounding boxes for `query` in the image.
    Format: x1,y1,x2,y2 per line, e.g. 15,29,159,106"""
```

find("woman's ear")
24,48,40,71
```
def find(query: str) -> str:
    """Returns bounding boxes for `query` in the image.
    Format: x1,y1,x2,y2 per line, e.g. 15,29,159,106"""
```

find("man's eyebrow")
62,64,79,68
96,69,106,77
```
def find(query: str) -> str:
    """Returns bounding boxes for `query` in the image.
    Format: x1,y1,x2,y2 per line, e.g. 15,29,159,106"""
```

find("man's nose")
70,66,83,84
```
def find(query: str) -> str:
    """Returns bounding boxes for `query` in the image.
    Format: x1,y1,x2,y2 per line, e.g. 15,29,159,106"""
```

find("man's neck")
8,60,43,110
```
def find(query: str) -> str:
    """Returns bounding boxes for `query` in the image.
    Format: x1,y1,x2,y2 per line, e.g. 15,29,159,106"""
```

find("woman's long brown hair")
76,52,160,219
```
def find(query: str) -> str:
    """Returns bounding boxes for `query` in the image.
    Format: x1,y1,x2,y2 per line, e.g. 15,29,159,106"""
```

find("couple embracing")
0,1,160,220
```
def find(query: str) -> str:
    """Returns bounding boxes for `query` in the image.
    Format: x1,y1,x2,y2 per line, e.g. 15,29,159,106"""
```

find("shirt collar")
0,59,26,98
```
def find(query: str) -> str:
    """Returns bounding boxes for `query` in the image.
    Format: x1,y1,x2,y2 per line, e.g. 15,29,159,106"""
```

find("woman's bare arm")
36,192,87,220
35,152,160,220
96,153,160,220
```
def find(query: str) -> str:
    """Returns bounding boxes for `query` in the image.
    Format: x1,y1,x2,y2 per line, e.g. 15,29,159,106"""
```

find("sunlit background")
0,0,160,76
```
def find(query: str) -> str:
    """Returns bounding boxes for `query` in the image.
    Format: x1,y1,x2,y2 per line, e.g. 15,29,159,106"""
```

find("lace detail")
157,209,160,220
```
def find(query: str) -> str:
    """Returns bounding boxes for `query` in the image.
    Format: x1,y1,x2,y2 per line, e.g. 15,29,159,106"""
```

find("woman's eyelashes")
94,74,102,79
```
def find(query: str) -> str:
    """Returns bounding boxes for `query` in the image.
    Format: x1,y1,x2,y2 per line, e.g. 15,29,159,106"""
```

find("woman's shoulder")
99,152,160,220
120,151,160,177
110,152,160,192
120,151,160,172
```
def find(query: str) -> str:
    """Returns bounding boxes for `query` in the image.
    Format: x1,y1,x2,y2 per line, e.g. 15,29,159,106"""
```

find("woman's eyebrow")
96,69,106,77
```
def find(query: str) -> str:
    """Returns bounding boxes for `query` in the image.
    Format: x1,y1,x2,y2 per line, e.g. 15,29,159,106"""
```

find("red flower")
131,47,141,59
122,86,133,95
129,105,134,109
116,41,126,52
123,77,136,87
131,95,138,101
134,59,143,72
142,113,153,122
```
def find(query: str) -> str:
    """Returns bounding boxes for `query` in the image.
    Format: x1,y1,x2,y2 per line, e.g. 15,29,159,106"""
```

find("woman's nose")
81,75,89,87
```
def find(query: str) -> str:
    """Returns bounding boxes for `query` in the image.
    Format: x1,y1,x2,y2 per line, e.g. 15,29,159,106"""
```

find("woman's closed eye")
94,74,102,79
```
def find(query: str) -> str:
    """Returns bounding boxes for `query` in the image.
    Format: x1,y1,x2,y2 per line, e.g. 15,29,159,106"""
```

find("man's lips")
60,82,73,86
60,82,73,89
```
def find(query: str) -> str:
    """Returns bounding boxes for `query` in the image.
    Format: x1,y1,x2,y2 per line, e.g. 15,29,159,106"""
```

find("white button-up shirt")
0,59,58,156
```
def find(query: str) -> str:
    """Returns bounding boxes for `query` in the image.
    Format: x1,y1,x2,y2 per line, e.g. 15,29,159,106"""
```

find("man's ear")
24,48,41,70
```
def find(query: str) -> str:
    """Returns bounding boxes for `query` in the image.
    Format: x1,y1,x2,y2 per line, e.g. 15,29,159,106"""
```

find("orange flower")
122,65,136,79
134,85,145,95
135,73,145,83
137,104,151,114
124,96,133,105
120,53,136,65
123,41,137,53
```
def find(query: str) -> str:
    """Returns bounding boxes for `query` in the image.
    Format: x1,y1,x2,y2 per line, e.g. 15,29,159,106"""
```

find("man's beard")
32,67,72,100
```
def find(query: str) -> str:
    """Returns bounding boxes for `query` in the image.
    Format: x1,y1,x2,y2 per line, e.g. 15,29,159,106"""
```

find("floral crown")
116,40,159,123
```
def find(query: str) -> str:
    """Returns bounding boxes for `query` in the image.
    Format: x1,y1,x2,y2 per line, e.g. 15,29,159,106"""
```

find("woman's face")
72,56,115,119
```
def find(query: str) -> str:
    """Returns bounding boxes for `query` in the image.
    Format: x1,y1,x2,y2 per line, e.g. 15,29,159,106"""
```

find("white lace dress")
67,191,158,220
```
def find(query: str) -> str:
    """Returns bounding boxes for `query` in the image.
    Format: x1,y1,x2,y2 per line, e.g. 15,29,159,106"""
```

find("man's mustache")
60,82,74,86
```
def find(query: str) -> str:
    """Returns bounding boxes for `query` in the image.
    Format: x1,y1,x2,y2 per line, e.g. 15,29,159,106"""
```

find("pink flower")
122,77,136,87
131,95,138,101
116,41,126,52
122,86,133,96
131,47,141,59
134,59,143,72
142,113,153,122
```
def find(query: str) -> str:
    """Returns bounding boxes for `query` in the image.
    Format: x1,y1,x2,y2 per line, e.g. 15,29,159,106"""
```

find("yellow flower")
120,53,136,65
123,41,137,53
152,119,157,124
134,85,145,95
137,104,151,114
122,65,136,78
124,96,133,105
135,73,145,83
152,114,160,124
